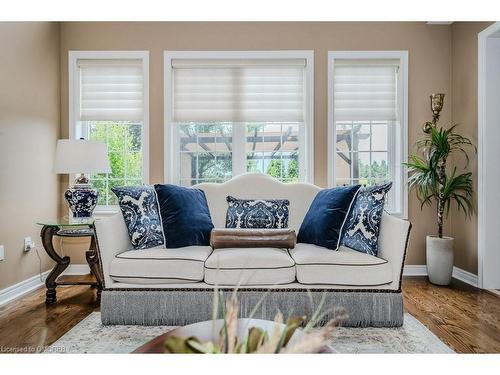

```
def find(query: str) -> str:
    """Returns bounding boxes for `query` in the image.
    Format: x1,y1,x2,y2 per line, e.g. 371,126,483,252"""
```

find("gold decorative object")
423,93,445,133
430,93,445,124
422,121,434,134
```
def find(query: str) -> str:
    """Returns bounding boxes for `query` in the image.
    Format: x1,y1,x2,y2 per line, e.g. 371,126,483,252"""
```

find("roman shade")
78,59,144,121
333,60,399,121
172,58,306,123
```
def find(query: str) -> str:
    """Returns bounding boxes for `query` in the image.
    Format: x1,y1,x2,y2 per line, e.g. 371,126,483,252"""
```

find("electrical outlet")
24,237,34,252
0,245,4,261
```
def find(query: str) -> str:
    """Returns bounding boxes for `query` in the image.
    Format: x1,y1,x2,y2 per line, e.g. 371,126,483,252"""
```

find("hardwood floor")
0,277,499,353
403,277,500,353
0,284,99,353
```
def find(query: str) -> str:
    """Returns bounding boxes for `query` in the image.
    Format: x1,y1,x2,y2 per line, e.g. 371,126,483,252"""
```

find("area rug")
47,312,453,353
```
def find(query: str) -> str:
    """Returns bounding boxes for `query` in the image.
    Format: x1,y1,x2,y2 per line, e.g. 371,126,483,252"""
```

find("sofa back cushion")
195,173,321,232
154,184,214,248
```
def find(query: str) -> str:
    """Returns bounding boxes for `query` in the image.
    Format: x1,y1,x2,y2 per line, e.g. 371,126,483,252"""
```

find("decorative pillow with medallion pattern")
341,182,392,256
112,185,165,250
225,196,290,229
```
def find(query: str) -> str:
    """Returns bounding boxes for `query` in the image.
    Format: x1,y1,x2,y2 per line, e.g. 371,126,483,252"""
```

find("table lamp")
54,139,111,218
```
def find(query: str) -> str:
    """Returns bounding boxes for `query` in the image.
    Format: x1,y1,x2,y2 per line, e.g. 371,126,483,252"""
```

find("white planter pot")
426,235,454,286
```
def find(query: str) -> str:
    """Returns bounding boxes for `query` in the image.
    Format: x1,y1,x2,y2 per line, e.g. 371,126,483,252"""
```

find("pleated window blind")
78,59,144,121
333,60,399,121
330,55,407,217
171,59,306,123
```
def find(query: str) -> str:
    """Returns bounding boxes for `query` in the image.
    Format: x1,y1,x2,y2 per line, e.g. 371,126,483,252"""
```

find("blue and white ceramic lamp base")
64,186,98,220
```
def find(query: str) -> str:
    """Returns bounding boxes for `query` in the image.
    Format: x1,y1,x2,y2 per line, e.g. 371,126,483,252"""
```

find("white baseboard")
0,264,91,307
403,264,479,287
403,265,428,276
452,266,478,288
0,270,50,307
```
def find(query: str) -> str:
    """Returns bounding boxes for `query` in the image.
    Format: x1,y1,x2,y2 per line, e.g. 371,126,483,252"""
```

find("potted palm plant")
406,93,475,285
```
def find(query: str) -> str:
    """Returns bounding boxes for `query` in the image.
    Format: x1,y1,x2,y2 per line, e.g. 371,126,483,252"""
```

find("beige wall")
450,22,493,274
0,22,60,290
59,22,455,267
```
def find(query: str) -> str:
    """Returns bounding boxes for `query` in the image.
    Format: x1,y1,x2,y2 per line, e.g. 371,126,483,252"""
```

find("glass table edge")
36,218,96,227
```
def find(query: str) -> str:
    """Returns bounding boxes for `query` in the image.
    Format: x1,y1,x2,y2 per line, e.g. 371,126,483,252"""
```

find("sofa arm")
94,213,133,287
377,212,412,291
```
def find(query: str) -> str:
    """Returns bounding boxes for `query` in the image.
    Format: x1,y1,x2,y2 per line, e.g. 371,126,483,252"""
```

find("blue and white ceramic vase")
64,187,98,218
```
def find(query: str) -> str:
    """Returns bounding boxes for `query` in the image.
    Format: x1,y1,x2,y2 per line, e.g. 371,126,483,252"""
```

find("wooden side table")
37,219,103,304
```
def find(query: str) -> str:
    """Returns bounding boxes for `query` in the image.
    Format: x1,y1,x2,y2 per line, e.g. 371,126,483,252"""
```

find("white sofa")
95,173,411,327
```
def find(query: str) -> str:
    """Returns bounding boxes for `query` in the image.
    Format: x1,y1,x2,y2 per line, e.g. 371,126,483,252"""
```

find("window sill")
385,211,408,221
93,207,120,219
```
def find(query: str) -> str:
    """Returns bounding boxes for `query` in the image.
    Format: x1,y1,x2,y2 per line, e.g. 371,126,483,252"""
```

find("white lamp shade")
54,139,111,174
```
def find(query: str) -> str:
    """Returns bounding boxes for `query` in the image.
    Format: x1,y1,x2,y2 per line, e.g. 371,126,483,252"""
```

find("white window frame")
164,50,314,185
68,50,150,214
327,51,408,219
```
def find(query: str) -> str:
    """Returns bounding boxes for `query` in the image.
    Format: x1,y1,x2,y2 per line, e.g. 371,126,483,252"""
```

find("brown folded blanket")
210,228,297,249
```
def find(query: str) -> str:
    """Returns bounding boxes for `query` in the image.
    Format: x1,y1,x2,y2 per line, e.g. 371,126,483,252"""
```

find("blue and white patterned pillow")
225,196,289,229
112,185,165,250
341,182,392,256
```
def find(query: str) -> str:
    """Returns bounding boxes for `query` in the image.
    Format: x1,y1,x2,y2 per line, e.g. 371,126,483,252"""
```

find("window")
165,51,313,185
69,51,149,209
328,52,408,217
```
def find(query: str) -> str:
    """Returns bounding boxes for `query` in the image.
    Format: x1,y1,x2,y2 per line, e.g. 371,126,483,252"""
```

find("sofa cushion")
110,246,213,284
290,243,392,286
204,247,295,285
225,196,290,229
297,185,361,250
112,185,165,250
341,182,392,256
154,184,214,248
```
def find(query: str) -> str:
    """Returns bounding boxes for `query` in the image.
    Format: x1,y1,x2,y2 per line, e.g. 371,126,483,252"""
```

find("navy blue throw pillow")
297,185,361,250
341,182,392,256
112,185,165,250
154,184,214,248
225,196,289,229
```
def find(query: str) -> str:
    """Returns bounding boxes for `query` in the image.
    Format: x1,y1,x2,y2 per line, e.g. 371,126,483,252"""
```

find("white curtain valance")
172,59,306,123
334,61,398,122
78,59,144,122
